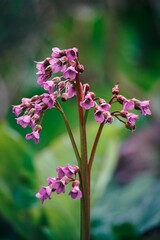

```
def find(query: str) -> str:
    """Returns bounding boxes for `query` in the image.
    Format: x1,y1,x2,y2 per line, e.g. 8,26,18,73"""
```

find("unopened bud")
34,124,42,132
61,93,68,102
120,110,127,118
125,122,136,131
72,180,80,187
112,83,120,95
90,92,96,99
117,95,126,104
76,64,84,73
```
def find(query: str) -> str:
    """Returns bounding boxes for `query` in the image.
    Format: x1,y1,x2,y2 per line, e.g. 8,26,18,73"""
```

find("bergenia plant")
12,47,151,240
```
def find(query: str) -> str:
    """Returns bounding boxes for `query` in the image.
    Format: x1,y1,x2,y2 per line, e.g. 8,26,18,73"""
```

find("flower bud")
125,122,135,131
76,64,84,73
34,124,42,132
120,110,127,118
61,93,68,102
117,95,126,104
112,83,120,95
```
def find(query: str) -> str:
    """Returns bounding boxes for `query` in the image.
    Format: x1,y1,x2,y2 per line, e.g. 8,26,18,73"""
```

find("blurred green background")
0,0,160,239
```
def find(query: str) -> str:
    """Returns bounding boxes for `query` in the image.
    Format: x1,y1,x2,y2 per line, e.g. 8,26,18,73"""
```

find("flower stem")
75,73,90,240
56,101,81,164
89,122,104,171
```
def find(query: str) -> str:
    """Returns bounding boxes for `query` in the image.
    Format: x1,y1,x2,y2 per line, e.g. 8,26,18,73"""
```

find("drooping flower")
100,102,111,112
36,186,52,203
69,180,82,199
16,115,31,128
66,47,78,60
66,83,76,98
42,93,55,108
25,127,41,144
104,111,114,124
126,113,139,126
43,80,55,93
51,47,65,58
56,164,79,178
63,66,78,80
51,179,66,194
69,186,82,199
12,105,23,116
94,107,105,123
30,113,40,127
137,100,151,116
36,58,51,86
49,57,67,73
80,93,95,110
56,166,66,178
123,99,135,111
63,164,79,178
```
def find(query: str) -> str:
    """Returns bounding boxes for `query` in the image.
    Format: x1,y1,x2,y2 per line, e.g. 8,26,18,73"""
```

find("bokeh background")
0,0,160,239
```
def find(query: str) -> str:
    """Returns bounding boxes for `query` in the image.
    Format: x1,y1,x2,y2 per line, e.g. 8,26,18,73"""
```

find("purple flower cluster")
12,47,152,144
78,83,151,131
12,47,84,143
36,47,80,87
36,164,82,203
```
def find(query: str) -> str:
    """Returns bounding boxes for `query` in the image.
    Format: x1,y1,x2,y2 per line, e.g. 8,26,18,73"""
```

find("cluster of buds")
36,164,82,203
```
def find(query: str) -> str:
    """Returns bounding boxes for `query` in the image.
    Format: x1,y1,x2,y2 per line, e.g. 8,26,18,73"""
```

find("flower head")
12,105,23,116
63,66,78,80
42,93,55,108
52,179,66,194
126,113,139,126
36,186,52,203
25,125,42,144
69,180,82,199
137,100,151,116
43,80,55,93
94,107,104,123
66,48,78,60
16,115,31,128
66,83,76,98
123,99,135,111
80,93,95,110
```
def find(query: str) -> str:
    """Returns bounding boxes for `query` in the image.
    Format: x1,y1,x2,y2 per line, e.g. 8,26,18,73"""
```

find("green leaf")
91,173,160,239
0,122,37,239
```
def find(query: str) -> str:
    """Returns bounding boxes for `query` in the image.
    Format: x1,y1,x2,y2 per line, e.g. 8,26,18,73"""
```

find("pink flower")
66,83,76,98
138,100,151,115
36,186,52,204
12,105,23,116
104,112,114,124
25,130,40,144
80,93,95,110
94,108,104,123
49,57,67,73
63,164,79,178
123,99,135,111
63,66,78,80
52,179,66,194
126,113,139,126
51,47,65,58
56,164,79,178
66,48,78,60
43,80,55,93
69,186,82,199
42,93,55,108
100,102,111,111
16,115,31,128
56,166,66,178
